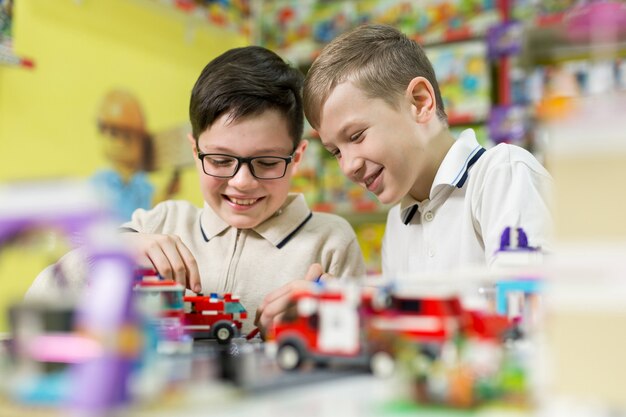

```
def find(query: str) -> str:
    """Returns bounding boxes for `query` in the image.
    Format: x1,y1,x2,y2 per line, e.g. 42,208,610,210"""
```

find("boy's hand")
255,263,329,334
121,232,202,293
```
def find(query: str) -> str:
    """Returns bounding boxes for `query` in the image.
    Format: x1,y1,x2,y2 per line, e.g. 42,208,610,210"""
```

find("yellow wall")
0,0,248,331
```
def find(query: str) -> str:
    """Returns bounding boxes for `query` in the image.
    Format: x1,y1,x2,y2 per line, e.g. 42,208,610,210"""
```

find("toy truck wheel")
276,343,303,371
369,351,395,378
213,323,235,344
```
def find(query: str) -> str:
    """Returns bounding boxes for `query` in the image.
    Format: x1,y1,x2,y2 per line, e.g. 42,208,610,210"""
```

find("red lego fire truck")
134,269,248,345
265,282,513,376
183,293,247,344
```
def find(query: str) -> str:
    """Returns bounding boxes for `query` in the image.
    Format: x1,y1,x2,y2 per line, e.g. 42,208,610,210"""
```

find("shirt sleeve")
25,248,90,302
329,236,367,279
121,200,170,234
317,217,367,279
473,148,554,265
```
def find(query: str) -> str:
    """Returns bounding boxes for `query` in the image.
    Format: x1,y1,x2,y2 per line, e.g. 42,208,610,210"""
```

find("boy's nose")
228,162,258,189
341,152,365,182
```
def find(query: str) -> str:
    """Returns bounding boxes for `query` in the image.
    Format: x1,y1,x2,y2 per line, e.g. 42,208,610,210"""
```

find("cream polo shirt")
26,194,366,333
382,129,553,278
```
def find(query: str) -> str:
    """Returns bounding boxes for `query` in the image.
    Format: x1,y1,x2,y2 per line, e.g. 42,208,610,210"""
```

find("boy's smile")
191,109,304,229
227,197,262,207
364,167,384,193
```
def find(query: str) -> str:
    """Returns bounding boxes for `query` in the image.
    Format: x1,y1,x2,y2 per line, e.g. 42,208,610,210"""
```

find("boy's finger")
258,280,312,329
253,309,262,327
260,279,300,308
273,311,285,326
157,237,197,291
146,247,174,281
261,265,324,309
158,240,188,286
304,263,324,281
319,272,333,281
259,295,291,330
176,242,201,293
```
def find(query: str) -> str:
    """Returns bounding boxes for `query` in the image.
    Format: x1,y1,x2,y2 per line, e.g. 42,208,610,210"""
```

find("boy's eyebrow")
320,122,356,150
200,145,293,155
335,120,363,141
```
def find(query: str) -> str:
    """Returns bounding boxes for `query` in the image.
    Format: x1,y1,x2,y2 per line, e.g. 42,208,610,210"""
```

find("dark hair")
189,46,304,148
304,24,447,129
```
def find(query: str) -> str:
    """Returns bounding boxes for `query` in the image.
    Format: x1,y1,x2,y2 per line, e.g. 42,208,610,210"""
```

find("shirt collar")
432,128,482,191
398,129,483,221
199,203,230,240
199,194,312,247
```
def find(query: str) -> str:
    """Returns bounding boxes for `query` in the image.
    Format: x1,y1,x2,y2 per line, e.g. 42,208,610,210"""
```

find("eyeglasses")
197,152,294,180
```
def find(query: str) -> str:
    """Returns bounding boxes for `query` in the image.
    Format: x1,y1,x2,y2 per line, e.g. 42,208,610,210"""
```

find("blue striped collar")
433,128,484,190
399,129,485,225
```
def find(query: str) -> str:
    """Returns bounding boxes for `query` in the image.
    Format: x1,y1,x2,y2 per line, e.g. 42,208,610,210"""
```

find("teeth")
230,197,258,206
365,170,380,186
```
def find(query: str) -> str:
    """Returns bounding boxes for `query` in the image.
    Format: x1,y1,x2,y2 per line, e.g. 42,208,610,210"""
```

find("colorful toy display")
166,0,251,36
315,153,383,214
355,223,385,275
512,0,583,25
0,180,142,413
488,20,523,57
450,124,489,146
289,134,323,207
426,40,491,124
257,0,501,62
395,326,529,408
257,0,354,61
294,139,385,216
488,105,530,145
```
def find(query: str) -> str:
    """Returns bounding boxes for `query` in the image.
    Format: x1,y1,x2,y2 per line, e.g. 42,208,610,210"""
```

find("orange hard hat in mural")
97,89,146,134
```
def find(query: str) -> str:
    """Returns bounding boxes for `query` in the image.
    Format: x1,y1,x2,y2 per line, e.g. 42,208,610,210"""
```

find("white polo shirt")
382,129,553,278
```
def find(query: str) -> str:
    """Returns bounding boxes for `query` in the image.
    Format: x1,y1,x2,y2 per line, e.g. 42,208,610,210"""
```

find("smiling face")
190,109,306,229
317,80,443,205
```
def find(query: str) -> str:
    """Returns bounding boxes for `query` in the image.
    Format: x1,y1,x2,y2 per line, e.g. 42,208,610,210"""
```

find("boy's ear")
187,133,197,154
291,140,309,169
406,77,436,123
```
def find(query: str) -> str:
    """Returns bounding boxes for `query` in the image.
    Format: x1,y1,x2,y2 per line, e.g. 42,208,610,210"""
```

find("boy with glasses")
27,46,366,334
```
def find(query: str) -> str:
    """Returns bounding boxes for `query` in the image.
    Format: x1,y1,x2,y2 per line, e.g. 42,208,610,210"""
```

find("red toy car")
183,293,247,344
266,283,513,376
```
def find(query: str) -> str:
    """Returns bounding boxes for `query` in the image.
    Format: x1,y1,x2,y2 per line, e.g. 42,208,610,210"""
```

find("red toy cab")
183,293,247,344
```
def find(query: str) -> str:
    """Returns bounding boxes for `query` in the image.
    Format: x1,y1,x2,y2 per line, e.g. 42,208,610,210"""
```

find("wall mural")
93,89,192,220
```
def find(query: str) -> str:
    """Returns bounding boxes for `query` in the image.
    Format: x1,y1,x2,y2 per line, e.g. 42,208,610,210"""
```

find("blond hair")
303,24,447,129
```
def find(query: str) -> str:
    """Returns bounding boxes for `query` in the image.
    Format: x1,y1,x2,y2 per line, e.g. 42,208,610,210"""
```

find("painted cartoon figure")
92,89,155,221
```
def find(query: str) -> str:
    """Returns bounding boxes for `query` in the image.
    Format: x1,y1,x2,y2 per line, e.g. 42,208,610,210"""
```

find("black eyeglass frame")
196,152,295,180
